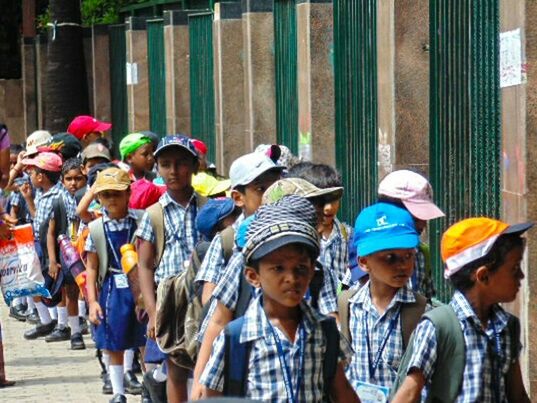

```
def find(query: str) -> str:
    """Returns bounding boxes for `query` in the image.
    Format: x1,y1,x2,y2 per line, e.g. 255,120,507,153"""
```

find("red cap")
67,115,112,140
128,179,167,209
191,139,208,156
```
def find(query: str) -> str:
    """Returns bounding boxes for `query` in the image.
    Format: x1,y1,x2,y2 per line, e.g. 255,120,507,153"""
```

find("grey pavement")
0,302,141,403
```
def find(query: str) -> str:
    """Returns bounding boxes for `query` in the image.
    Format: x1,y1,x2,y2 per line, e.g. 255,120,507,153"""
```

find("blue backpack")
223,315,340,399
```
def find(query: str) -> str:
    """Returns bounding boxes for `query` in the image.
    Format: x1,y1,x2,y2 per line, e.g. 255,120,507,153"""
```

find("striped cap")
441,217,533,278
243,195,319,263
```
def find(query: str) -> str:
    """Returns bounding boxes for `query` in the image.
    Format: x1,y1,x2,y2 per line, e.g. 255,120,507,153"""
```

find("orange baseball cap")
441,217,533,278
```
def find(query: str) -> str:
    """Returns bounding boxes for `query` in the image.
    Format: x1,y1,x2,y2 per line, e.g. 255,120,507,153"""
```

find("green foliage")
81,0,141,25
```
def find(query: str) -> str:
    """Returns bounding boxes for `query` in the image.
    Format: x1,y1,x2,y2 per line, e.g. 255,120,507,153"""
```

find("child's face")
359,248,416,289
127,143,155,173
10,152,19,169
27,167,42,188
157,148,197,191
245,244,315,308
233,170,281,216
482,246,524,303
97,189,130,219
62,168,87,195
321,197,341,228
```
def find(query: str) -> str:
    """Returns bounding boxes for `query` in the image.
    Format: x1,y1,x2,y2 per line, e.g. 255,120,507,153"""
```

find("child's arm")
329,362,360,402
391,371,426,403
86,251,102,325
137,238,157,338
204,388,223,398
20,183,35,218
46,218,60,279
201,282,217,306
506,360,530,403
76,183,96,223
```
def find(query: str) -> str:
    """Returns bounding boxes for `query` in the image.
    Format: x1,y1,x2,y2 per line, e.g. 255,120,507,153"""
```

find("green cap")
119,132,152,160
262,177,343,205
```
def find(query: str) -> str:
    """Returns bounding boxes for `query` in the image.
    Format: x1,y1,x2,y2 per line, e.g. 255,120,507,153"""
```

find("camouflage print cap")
262,177,343,205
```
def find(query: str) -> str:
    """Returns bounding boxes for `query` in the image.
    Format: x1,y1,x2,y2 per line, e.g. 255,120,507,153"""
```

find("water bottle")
58,234,87,298
120,244,144,310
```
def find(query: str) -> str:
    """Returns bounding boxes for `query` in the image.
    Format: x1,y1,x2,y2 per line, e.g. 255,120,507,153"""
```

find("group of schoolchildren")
0,116,533,403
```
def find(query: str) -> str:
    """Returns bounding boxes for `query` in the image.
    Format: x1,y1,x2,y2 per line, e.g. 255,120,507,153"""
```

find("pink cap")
22,152,63,172
67,115,112,140
378,170,445,221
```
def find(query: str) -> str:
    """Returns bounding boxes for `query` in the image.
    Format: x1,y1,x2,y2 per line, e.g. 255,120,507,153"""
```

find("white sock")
57,306,68,327
78,300,87,317
35,302,52,325
68,316,81,334
144,363,156,374
123,350,134,373
48,307,58,320
153,365,167,382
27,297,36,309
109,364,125,395
103,351,110,371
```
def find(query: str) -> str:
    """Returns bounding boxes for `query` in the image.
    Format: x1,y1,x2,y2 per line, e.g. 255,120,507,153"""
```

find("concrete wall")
0,79,25,144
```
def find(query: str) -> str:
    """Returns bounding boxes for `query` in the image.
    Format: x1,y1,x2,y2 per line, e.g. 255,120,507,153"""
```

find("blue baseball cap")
195,198,237,240
354,202,419,257
154,134,198,159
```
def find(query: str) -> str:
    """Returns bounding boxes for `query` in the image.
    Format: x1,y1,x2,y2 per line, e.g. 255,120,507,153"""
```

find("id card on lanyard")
268,321,306,403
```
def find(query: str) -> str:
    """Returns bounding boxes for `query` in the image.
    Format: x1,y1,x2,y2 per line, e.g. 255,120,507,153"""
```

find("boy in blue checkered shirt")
343,202,425,401
200,196,359,402
392,218,531,403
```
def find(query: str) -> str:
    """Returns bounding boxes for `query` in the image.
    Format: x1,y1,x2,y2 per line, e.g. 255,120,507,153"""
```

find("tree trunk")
44,0,89,132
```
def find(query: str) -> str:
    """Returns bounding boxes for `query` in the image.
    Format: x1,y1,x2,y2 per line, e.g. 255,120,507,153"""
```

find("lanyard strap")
489,321,504,403
268,322,306,403
170,199,199,256
365,307,401,379
103,218,134,269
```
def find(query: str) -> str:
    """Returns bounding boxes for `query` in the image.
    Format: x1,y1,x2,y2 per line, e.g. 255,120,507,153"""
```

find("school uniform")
320,218,349,283
200,294,352,402
85,210,146,352
33,183,62,263
345,282,420,396
402,291,520,402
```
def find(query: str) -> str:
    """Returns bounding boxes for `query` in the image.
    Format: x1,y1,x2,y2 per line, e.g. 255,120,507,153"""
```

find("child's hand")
48,261,61,280
147,311,156,340
0,221,11,240
89,301,103,325
19,182,32,200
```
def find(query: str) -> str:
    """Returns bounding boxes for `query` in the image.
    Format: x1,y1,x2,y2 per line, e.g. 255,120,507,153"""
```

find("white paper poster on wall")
500,29,522,88
126,62,139,85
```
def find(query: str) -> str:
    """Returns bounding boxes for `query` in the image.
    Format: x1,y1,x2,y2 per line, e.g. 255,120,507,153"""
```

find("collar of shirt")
322,218,344,246
350,281,416,318
232,212,245,230
239,294,326,345
450,290,510,335
160,191,198,210
39,182,63,200
101,209,140,224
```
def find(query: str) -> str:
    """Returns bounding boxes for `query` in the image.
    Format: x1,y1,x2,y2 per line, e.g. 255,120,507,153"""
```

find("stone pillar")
242,0,277,150
214,2,246,174
91,25,112,123
125,17,149,132
35,33,48,129
22,37,37,136
83,27,94,116
0,80,25,144
296,0,334,166
163,11,191,135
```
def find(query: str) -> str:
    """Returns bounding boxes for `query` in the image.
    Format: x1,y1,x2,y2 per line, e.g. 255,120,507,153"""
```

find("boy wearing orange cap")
392,218,532,402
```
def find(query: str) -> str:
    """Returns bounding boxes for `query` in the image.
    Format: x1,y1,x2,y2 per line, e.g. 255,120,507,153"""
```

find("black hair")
35,167,61,184
233,185,246,194
62,157,83,176
10,143,24,155
449,233,524,292
87,162,118,187
287,162,342,189
247,242,319,272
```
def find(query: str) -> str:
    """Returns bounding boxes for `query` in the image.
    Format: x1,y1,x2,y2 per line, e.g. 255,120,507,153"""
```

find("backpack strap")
321,317,339,399
400,292,427,349
52,197,68,239
234,273,253,319
337,287,359,343
88,217,109,286
220,226,235,263
223,316,252,397
146,202,165,269
507,314,521,366
308,262,325,309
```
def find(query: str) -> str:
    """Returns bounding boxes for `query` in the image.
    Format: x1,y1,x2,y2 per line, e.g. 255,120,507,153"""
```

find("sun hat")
262,177,343,205
154,134,198,159
67,115,112,140
229,151,284,189
25,130,52,156
441,217,533,278
192,172,231,197
243,195,319,263
93,167,131,194
378,170,445,221
22,152,63,172
38,132,82,160
82,142,112,162
195,198,237,239
354,202,419,257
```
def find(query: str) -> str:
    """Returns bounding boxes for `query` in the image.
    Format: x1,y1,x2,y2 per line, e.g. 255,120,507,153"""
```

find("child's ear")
192,158,200,175
358,256,371,273
244,266,261,288
475,266,490,285
231,189,245,209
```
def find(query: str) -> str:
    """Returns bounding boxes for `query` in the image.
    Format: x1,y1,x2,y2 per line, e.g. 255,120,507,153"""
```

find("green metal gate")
429,0,500,301
189,11,216,163
109,24,128,158
333,0,378,223
147,18,167,137
274,0,298,154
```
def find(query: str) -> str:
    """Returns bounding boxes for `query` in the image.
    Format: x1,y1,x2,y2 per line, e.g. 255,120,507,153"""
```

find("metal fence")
147,18,167,137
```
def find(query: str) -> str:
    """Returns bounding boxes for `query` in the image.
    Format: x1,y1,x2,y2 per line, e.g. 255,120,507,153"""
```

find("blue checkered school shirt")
345,282,418,393
320,218,349,283
403,291,520,403
135,192,201,283
195,214,244,286
33,183,63,241
200,295,353,401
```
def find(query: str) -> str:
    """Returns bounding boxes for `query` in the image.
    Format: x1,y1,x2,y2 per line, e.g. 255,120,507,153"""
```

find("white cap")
229,152,285,188
26,130,52,156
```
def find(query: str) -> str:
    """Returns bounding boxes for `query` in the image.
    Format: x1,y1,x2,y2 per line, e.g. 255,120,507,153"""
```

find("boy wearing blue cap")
195,198,241,241
340,202,427,402
200,196,359,402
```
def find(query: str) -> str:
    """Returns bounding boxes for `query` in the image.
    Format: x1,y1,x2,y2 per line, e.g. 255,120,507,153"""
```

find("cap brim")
94,122,112,132
94,184,130,194
83,153,111,162
248,234,318,262
307,186,344,200
402,200,445,220
21,157,38,166
233,166,285,189
357,234,419,257
209,179,231,196
502,222,534,236
154,143,198,158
